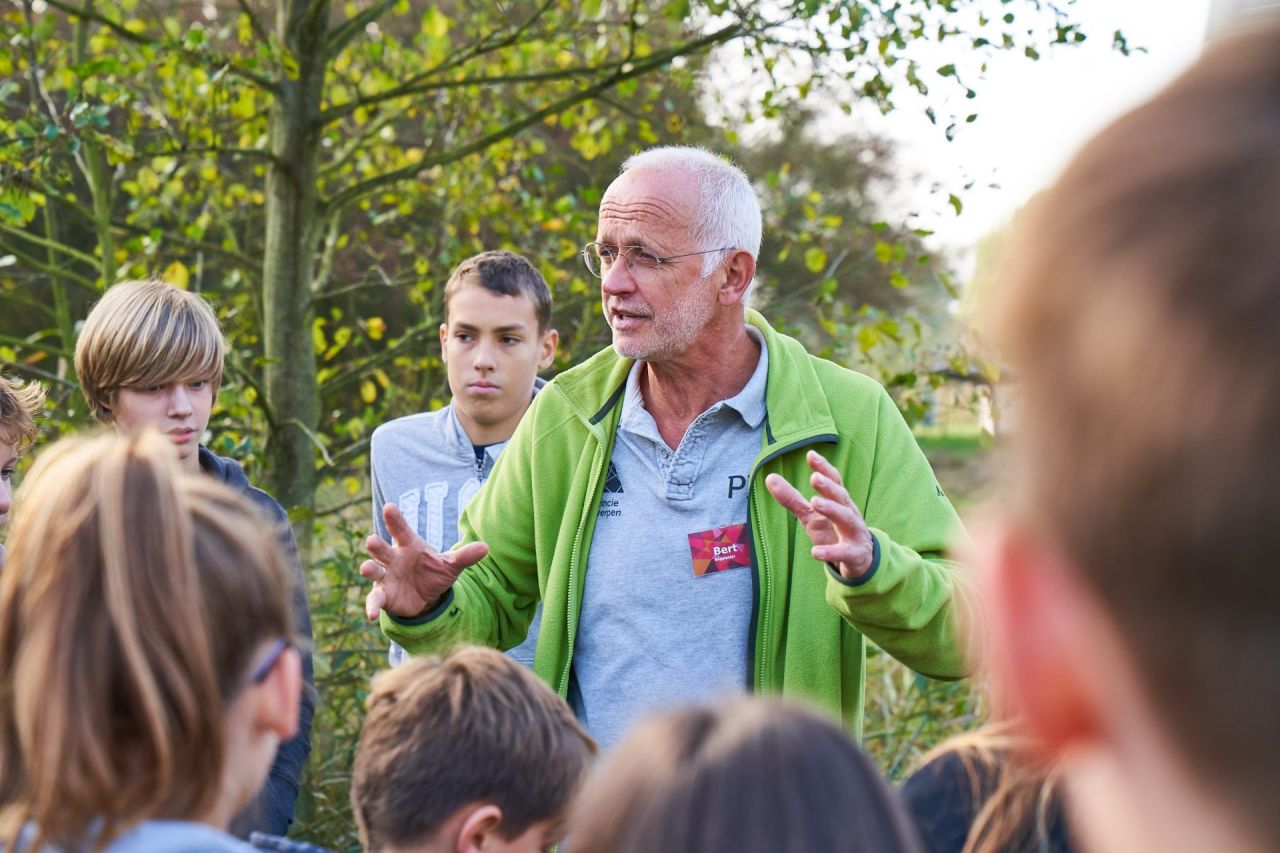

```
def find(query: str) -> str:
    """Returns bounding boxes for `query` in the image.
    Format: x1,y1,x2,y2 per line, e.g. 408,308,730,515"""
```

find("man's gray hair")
620,146,762,291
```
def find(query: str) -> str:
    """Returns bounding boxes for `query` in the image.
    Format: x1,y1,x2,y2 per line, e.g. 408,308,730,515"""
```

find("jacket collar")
552,310,838,448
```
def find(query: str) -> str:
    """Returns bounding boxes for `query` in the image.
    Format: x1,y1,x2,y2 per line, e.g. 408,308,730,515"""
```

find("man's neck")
640,321,760,450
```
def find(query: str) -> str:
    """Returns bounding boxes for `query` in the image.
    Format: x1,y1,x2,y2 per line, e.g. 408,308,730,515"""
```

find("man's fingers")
366,535,395,566
765,473,811,519
382,502,422,548
812,495,862,535
359,558,386,582
807,450,845,488
810,471,856,513
365,584,386,622
445,540,490,571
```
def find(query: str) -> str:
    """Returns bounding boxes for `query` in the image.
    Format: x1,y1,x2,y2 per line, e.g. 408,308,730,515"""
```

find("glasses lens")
582,244,660,282
582,244,602,278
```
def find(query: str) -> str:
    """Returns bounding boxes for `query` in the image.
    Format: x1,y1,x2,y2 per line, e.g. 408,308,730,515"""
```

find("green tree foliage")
1,3,1095,843
2,0,1087,509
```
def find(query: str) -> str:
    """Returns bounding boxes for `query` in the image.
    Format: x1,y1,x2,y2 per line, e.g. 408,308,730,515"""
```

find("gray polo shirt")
571,333,768,749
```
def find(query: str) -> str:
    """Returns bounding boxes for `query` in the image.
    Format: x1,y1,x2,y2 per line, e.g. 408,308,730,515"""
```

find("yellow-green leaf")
360,379,377,404
163,260,190,289
421,5,450,38
804,247,827,273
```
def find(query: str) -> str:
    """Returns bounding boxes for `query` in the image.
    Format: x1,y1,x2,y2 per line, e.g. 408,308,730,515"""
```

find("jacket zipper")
557,380,627,696
745,433,839,691
557,446,604,698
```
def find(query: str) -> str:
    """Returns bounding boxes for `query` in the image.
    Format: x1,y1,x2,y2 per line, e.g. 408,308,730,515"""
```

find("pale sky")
882,0,1214,259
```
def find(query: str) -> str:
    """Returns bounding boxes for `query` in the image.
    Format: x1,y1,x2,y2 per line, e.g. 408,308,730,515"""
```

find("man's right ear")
983,523,1104,755
439,323,449,363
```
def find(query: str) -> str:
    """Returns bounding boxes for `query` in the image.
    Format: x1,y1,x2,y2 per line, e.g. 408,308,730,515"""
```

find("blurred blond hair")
0,431,294,848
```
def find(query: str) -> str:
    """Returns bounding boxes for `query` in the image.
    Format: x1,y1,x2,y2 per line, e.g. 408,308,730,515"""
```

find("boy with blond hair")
351,646,595,853
0,373,45,564
73,278,314,837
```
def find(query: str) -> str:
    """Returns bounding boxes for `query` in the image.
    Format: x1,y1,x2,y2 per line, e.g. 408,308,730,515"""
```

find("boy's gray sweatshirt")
370,380,544,667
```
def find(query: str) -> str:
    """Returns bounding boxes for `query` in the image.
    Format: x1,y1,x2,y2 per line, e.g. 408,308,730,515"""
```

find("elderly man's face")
596,167,719,362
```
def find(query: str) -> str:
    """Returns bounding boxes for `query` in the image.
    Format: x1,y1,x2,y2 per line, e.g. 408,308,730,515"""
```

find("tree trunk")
261,0,329,512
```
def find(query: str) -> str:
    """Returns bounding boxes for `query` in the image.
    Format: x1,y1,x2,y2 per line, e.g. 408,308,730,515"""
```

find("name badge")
688,523,750,576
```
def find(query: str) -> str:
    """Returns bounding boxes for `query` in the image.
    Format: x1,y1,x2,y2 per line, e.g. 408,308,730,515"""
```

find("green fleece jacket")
383,310,971,736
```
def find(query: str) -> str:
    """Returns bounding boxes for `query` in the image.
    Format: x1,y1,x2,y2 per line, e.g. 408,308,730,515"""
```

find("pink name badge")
688,523,750,576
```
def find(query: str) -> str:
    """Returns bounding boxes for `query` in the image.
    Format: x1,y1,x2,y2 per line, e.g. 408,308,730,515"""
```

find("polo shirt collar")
621,326,768,430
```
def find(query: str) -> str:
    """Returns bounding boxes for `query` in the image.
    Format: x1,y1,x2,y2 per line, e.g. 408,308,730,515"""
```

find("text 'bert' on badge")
688,523,750,576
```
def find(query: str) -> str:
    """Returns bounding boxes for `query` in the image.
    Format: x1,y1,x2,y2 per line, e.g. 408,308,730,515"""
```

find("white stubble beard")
606,275,717,362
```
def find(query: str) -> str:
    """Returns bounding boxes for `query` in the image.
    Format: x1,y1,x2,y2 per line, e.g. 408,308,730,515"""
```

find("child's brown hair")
0,431,295,847
351,646,595,851
443,250,553,332
570,697,921,853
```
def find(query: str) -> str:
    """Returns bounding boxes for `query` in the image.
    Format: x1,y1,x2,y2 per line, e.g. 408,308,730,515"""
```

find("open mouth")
610,306,650,329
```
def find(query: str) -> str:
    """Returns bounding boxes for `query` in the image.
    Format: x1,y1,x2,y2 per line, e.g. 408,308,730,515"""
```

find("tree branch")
223,351,276,429
235,0,270,44
0,242,99,294
317,0,561,126
317,322,439,396
0,223,101,268
322,62,636,125
315,486,371,517
322,22,744,211
317,110,398,180
0,355,80,390
324,0,396,58
47,191,260,270
0,333,73,361
41,0,278,90
129,144,281,164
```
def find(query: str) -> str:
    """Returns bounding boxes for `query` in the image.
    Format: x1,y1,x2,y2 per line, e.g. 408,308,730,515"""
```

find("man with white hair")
362,146,969,747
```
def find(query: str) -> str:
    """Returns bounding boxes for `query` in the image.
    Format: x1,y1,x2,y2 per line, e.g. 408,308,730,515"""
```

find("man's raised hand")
361,503,489,622
764,450,875,581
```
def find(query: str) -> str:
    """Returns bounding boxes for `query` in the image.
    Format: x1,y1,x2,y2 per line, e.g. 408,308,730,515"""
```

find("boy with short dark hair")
370,251,557,666
351,646,595,853
73,278,315,837
0,373,45,564
982,24,1280,853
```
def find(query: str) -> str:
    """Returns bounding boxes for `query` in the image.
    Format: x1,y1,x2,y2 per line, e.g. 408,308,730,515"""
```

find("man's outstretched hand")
361,503,489,622
765,450,875,582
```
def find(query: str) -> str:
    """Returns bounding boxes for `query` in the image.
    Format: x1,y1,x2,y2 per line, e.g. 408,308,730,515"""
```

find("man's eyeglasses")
581,242,732,283
248,636,292,686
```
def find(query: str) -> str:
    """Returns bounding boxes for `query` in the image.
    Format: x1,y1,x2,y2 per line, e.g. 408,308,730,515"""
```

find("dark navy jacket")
200,446,316,837
902,749,1074,853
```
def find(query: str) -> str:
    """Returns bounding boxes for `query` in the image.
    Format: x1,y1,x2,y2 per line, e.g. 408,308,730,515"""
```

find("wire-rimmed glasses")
581,242,732,283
